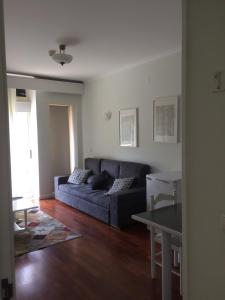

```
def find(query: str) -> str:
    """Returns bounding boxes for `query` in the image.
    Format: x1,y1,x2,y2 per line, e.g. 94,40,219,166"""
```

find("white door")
0,0,15,299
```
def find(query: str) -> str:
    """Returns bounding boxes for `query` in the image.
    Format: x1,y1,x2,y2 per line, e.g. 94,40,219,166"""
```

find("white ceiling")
4,0,181,81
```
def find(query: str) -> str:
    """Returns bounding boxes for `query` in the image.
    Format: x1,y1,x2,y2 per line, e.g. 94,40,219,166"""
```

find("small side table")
13,198,39,231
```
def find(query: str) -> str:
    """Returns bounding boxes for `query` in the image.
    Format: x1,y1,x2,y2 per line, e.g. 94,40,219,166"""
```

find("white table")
132,204,182,300
13,198,39,231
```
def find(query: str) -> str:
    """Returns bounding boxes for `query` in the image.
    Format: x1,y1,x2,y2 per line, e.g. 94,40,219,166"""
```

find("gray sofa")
54,158,151,228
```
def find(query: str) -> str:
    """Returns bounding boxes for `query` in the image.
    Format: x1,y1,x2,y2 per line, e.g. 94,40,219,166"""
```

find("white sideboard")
146,171,182,211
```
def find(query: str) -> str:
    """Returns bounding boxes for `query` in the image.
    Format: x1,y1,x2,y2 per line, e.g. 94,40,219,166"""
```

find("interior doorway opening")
49,105,74,180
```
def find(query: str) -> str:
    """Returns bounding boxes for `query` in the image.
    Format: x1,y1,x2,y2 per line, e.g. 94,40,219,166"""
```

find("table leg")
180,247,182,295
162,231,172,300
150,227,156,278
174,250,179,267
24,210,28,229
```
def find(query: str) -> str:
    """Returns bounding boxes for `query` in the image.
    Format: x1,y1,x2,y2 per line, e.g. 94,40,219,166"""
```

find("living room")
1,1,225,300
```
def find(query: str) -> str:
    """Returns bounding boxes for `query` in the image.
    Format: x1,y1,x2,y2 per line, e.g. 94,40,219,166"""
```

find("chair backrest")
150,193,175,211
147,173,181,211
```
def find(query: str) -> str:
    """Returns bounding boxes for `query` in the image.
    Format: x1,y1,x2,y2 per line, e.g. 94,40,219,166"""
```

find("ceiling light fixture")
49,44,73,66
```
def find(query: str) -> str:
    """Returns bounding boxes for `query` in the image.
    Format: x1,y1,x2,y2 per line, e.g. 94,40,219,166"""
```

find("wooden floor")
15,199,182,300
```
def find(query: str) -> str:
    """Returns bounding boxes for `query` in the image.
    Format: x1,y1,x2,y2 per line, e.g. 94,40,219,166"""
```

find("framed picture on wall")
153,96,179,143
119,108,138,147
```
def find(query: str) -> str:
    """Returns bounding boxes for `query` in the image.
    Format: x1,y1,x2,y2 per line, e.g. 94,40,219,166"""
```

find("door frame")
181,0,188,299
0,0,15,299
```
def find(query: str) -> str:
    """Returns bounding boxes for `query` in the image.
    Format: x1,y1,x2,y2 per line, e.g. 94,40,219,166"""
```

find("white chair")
150,193,182,295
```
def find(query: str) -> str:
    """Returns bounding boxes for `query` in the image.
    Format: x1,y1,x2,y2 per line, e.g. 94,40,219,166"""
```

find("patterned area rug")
15,209,81,256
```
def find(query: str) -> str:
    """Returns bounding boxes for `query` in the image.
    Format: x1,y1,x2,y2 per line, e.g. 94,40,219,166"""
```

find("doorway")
49,105,71,178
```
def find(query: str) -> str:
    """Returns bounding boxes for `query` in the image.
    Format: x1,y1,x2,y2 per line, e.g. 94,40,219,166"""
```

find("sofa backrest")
85,158,151,187
85,158,101,175
100,159,120,178
119,161,150,187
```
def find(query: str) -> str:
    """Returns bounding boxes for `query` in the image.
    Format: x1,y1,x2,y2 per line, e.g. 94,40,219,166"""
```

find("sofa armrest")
109,187,146,228
54,175,69,194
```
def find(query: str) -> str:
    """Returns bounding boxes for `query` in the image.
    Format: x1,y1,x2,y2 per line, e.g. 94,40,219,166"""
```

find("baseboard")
39,193,54,200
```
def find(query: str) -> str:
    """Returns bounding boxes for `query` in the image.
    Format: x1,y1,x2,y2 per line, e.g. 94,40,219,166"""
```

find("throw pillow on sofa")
106,177,134,195
68,168,90,184
90,171,110,190
86,174,96,184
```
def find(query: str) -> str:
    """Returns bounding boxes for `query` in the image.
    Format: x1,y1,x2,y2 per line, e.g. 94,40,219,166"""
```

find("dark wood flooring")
15,199,182,300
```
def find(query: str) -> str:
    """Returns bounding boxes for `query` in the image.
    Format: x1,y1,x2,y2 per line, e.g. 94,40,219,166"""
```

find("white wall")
82,52,182,172
184,0,225,299
36,92,82,198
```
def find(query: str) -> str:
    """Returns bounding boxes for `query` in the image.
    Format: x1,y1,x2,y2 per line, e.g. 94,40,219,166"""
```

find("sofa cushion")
68,168,90,184
59,183,110,209
87,174,96,184
106,177,134,195
85,158,101,175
